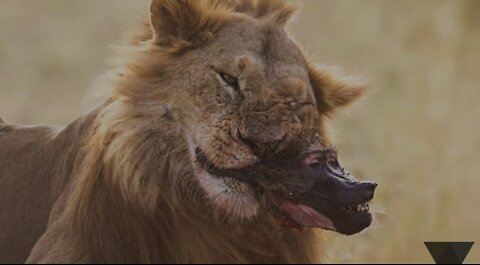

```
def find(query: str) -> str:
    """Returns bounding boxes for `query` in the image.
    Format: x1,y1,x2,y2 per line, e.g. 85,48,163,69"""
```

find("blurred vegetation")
0,0,479,263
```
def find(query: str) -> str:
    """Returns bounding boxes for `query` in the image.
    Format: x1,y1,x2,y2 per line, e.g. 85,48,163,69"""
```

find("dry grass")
0,0,479,263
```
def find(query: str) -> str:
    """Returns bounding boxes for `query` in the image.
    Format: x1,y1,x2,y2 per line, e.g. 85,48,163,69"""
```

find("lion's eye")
219,72,240,92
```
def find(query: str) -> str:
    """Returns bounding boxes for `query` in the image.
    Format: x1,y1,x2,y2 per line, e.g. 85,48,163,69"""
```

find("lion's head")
101,0,377,236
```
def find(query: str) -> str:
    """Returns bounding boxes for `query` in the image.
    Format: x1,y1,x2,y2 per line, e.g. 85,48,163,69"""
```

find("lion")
0,0,377,263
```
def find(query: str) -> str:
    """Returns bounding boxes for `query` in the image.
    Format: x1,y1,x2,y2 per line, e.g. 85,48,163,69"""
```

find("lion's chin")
186,135,259,220
194,167,259,220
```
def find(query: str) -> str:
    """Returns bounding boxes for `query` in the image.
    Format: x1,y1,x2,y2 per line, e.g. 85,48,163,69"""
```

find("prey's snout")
274,150,378,235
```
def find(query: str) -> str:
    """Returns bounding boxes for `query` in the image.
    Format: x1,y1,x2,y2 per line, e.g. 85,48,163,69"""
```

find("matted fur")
0,0,367,263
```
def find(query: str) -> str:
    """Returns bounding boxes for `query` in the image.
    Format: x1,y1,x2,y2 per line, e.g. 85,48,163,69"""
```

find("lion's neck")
151,208,324,263
75,185,323,263
71,177,324,263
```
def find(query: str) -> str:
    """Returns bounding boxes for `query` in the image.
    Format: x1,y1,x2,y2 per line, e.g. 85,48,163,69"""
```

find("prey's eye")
219,72,240,92
328,158,339,169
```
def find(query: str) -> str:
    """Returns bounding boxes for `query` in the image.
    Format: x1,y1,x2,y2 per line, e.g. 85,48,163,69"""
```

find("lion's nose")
237,127,287,155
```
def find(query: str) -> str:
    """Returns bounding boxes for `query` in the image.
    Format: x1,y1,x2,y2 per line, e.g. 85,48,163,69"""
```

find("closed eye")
218,72,240,93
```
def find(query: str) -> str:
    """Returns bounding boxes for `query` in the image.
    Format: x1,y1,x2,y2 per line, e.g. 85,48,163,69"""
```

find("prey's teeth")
343,202,370,212
344,204,371,212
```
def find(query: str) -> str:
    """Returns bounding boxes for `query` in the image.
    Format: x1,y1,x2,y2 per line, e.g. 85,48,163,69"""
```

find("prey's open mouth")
190,145,377,236
276,197,374,235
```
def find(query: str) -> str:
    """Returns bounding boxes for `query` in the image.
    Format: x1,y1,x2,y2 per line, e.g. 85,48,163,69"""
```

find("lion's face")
178,18,319,217
141,0,377,235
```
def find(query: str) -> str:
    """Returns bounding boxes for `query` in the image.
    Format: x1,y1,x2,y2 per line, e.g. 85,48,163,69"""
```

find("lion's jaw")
186,134,260,220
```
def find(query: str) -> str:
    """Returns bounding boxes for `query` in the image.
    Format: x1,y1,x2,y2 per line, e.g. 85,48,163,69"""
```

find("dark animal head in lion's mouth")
190,143,377,236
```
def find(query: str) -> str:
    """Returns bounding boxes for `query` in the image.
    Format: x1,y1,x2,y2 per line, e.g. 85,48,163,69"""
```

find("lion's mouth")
189,142,377,235
194,148,326,230
194,148,259,188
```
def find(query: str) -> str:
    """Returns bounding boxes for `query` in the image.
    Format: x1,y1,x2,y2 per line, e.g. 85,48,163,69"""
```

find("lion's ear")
149,0,230,48
234,0,296,28
308,64,368,116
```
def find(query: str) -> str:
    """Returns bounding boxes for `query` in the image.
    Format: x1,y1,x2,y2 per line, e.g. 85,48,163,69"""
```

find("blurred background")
0,0,479,263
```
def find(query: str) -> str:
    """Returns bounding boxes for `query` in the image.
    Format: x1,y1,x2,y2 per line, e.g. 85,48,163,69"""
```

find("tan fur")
308,64,368,116
0,0,366,263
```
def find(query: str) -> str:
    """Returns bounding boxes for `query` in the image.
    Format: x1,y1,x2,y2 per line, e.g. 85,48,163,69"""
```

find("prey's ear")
150,0,230,49
308,64,368,116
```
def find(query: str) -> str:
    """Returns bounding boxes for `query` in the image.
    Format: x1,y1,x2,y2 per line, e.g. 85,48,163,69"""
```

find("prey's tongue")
279,202,336,231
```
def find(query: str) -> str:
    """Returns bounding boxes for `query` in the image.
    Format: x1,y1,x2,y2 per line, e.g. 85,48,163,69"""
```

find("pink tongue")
280,202,336,231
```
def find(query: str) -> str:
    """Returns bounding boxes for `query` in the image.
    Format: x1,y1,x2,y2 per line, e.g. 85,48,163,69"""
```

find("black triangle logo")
425,242,474,264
